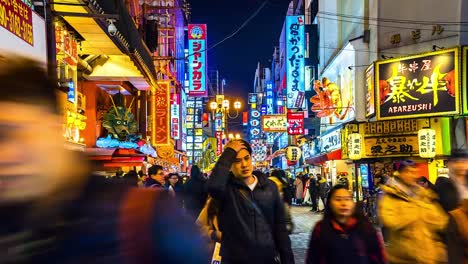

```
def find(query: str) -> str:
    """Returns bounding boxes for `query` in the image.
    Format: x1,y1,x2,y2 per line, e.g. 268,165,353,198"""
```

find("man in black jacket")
207,140,295,264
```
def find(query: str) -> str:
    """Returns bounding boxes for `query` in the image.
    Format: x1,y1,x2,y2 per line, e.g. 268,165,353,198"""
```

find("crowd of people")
0,54,466,263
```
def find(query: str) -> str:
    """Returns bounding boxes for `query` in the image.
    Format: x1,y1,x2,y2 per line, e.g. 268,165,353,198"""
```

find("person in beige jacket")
379,160,448,264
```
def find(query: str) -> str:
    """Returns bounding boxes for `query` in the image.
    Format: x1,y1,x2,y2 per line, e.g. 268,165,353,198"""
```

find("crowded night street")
0,0,467,263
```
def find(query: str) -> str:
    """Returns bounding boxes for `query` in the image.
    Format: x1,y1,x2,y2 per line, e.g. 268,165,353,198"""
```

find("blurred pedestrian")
306,185,386,264
207,140,294,264
308,174,319,212
270,169,294,234
121,170,139,187
379,160,448,264
144,165,165,189
318,175,330,211
294,176,304,205
185,165,208,218
445,149,468,264
0,54,209,263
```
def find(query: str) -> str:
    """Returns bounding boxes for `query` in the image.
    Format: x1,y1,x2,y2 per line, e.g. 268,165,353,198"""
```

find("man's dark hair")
0,54,58,112
236,139,252,155
148,165,163,176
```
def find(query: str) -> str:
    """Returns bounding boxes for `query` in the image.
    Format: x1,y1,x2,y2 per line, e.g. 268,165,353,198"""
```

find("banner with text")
286,15,305,109
376,48,459,120
188,24,208,97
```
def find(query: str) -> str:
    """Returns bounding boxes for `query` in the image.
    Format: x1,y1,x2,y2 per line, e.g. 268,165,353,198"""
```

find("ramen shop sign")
188,24,207,97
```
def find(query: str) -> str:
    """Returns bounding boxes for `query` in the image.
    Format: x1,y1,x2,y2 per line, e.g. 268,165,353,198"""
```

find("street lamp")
209,98,242,141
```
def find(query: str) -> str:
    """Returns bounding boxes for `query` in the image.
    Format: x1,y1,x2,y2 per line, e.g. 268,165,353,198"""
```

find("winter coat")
207,148,295,264
0,175,209,263
318,178,330,198
144,177,165,189
378,178,448,264
294,178,304,199
185,171,208,218
308,178,318,196
446,199,468,264
306,217,386,264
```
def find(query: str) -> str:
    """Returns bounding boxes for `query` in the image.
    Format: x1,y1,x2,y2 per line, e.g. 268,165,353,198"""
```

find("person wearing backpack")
306,185,386,264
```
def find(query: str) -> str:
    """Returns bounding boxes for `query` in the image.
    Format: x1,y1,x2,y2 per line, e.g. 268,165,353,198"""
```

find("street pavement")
289,206,322,263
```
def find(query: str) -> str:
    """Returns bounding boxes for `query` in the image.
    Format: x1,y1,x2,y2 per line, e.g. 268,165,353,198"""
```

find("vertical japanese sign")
266,81,274,114
170,93,180,140
188,24,207,97
56,22,78,67
181,90,187,151
365,64,375,117
376,48,459,120
250,109,262,139
286,15,305,109
287,111,304,135
0,0,33,45
215,131,223,157
153,81,170,145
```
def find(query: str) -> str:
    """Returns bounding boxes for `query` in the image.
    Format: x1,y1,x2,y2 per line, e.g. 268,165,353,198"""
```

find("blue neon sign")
286,16,305,109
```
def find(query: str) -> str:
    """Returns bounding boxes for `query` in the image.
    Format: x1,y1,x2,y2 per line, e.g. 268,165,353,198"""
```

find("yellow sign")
364,135,419,157
262,114,287,132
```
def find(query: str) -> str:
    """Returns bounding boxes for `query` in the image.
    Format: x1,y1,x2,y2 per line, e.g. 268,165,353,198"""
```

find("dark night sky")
190,0,290,104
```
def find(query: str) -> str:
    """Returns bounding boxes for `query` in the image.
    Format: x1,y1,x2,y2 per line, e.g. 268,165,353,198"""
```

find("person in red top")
306,185,386,264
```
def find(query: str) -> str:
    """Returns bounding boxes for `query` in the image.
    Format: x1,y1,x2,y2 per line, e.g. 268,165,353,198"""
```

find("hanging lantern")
347,133,363,160
418,129,436,158
286,145,302,162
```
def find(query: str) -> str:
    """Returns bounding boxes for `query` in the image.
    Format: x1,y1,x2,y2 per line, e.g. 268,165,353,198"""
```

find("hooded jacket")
207,148,295,264
378,178,448,264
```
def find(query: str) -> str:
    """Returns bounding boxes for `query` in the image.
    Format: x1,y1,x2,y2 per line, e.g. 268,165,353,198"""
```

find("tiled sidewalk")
289,206,322,263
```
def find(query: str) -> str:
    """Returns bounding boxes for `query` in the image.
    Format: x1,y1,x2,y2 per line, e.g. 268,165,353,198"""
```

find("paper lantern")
347,133,363,160
286,145,302,162
418,129,436,158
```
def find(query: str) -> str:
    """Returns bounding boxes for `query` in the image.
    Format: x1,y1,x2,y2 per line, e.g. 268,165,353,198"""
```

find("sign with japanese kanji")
376,48,459,120
287,111,304,135
418,129,436,158
215,131,223,156
348,133,363,160
286,15,305,109
170,94,180,140
0,0,33,45
262,114,287,132
286,145,302,162
153,81,170,146
188,24,207,97
364,135,419,157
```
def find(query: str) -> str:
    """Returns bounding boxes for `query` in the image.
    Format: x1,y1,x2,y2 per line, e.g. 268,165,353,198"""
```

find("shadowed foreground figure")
0,54,209,263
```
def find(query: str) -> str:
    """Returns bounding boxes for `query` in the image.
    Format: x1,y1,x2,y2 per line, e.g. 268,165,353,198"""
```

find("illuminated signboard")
287,111,304,135
365,64,375,117
262,114,287,132
320,128,341,153
310,43,355,130
181,90,187,151
152,81,170,146
170,94,180,140
266,81,274,114
376,48,459,120
462,46,468,115
286,15,305,109
364,135,419,157
215,131,223,156
188,24,207,97
250,109,262,139
0,0,33,45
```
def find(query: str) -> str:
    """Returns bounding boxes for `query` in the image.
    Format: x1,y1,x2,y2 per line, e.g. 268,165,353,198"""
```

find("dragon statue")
97,93,156,157
102,93,137,141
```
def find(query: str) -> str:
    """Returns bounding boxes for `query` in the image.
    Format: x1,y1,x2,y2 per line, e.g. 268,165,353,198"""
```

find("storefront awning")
86,148,146,167
53,0,156,89
306,149,342,165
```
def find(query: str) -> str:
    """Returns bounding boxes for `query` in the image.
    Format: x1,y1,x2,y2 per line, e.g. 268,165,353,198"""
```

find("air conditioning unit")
77,92,86,113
